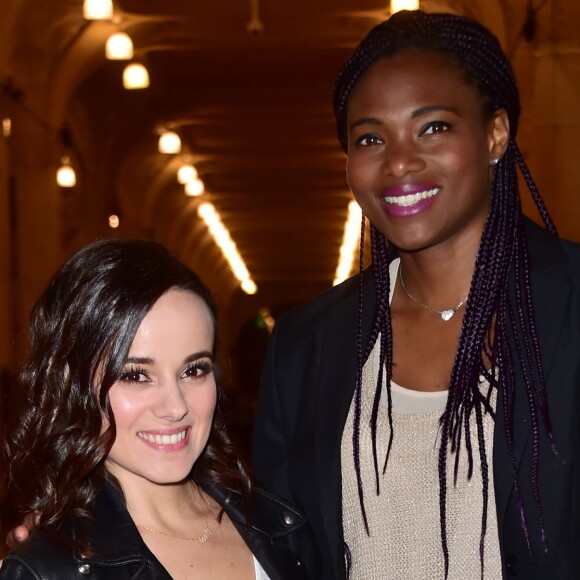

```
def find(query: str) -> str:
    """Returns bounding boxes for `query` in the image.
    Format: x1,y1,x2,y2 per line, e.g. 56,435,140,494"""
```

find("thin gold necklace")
137,488,214,545
137,523,213,545
399,264,468,322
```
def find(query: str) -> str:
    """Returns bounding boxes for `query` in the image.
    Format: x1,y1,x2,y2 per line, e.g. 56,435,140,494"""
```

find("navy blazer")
253,219,580,579
0,481,318,579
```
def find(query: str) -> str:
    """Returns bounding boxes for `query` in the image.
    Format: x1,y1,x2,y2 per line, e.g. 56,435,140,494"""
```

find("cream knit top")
341,259,502,579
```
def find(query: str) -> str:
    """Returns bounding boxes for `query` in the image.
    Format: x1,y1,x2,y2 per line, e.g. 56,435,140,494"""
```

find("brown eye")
421,121,452,135
355,133,383,147
119,366,149,383
182,360,213,380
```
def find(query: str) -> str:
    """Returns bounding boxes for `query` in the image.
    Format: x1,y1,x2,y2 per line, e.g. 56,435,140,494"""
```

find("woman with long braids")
253,10,580,579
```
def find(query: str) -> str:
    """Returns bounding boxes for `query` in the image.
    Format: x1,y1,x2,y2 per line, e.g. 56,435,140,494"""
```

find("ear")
488,108,510,163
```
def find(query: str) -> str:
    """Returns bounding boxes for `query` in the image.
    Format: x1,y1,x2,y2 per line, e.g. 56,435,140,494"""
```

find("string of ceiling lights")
78,0,258,294
82,0,420,290
333,201,363,286
2,0,420,293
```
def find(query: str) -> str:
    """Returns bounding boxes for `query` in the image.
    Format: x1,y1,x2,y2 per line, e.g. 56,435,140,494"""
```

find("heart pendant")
440,310,454,321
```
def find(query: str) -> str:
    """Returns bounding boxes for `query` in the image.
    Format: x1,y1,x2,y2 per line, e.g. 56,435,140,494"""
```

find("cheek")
444,132,491,172
186,383,217,422
346,155,374,197
444,144,492,193
203,386,218,420
108,387,148,429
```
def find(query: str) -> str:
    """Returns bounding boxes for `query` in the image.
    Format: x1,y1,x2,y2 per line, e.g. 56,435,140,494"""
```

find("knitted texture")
341,338,501,579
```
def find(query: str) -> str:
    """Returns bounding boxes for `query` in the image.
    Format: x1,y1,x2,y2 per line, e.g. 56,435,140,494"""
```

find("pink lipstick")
381,183,441,218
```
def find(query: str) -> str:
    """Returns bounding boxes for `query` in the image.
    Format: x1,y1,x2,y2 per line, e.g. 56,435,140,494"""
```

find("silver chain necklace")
398,265,467,322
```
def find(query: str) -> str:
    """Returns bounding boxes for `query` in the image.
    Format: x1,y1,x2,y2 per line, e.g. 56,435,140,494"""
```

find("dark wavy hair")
3,238,251,538
333,10,558,577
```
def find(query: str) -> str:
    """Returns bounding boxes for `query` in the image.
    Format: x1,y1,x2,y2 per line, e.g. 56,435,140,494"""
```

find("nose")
383,139,425,178
154,380,188,421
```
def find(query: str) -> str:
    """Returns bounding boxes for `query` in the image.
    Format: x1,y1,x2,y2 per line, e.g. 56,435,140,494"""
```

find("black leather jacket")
0,482,319,579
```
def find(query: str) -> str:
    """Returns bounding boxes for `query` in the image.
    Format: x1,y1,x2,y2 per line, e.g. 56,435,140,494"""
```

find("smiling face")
104,289,217,487
346,50,509,254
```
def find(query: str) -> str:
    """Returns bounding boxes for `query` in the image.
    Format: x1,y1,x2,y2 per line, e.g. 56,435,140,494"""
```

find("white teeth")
384,187,440,207
138,429,187,445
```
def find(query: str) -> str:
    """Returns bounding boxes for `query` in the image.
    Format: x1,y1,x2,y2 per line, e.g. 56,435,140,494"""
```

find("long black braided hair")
333,10,559,577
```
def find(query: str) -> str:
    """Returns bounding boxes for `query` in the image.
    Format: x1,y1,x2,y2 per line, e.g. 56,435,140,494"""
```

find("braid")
336,9,559,574
513,143,557,235
353,218,396,526
352,213,369,533
474,399,490,579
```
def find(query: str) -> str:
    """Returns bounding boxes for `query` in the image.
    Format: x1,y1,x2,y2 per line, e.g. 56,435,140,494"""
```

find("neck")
106,466,211,528
396,232,480,306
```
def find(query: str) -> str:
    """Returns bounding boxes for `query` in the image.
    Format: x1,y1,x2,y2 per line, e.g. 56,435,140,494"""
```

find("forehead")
347,50,483,117
131,289,214,353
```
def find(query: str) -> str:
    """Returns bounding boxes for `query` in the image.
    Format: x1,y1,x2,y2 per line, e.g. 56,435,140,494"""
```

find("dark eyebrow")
125,351,213,366
184,351,213,363
125,356,155,365
349,106,458,132
348,117,382,132
410,105,458,118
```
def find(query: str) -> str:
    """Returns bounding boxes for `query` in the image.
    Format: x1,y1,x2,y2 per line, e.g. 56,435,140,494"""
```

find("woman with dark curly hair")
1,238,316,579
253,10,580,580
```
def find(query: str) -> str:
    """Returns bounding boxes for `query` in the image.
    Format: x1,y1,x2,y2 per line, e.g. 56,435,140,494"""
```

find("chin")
144,468,194,485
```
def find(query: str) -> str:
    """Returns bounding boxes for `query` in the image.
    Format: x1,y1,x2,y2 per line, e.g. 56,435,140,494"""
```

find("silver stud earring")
491,158,499,166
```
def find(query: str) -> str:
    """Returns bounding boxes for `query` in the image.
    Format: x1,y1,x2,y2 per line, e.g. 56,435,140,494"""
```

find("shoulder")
0,559,36,579
1,530,78,579
207,485,319,579
524,219,580,316
0,484,156,579
272,266,376,342
525,218,580,274
248,487,308,537
279,274,361,328
208,485,307,538
275,243,399,336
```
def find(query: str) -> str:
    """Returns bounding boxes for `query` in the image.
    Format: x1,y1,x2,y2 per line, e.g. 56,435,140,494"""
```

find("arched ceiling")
4,0,574,331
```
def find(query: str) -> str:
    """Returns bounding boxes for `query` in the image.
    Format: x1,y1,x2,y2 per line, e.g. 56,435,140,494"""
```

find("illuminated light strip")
333,200,362,286
390,0,420,14
197,202,257,295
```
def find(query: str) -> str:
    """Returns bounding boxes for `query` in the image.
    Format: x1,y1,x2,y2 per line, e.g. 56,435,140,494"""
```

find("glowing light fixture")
158,130,181,154
390,0,420,13
109,214,120,228
185,178,204,197
106,32,133,60
257,307,275,333
83,0,114,20
123,63,149,89
177,163,198,184
333,200,363,286
197,202,257,294
56,156,76,188
241,279,258,295
2,118,11,137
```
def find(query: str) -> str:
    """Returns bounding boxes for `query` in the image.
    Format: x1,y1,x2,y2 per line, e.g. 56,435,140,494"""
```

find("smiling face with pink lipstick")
346,50,508,253
105,289,217,486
